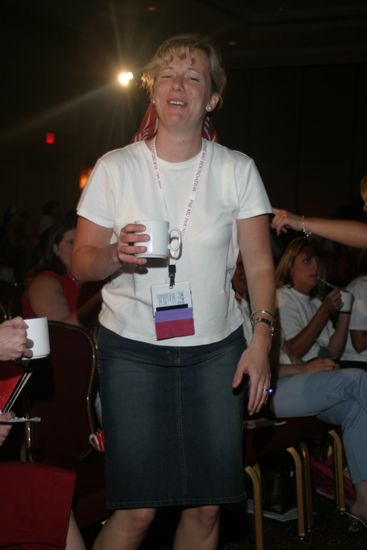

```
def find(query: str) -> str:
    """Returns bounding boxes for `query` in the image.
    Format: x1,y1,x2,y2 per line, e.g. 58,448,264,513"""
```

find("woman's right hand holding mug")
115,223,149,265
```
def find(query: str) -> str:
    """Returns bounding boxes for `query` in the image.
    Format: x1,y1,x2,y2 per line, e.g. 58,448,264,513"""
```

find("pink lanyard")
150,137,207,286
150,137,207,238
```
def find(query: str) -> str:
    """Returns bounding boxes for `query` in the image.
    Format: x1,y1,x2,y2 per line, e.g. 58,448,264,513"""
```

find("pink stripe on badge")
156,318,195,340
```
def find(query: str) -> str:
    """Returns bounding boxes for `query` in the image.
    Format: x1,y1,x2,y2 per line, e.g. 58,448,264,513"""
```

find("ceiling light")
117,71,134,86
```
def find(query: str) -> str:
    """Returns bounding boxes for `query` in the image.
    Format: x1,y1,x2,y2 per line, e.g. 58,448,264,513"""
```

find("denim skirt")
97,325,247,510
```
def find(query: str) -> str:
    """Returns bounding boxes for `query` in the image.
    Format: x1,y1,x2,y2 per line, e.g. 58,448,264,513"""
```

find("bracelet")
301,216,312,237
252,316,275,336
250,309,274,320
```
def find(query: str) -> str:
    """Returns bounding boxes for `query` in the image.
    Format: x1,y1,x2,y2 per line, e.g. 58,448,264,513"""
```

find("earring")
152,98,156,105
206,105,212,112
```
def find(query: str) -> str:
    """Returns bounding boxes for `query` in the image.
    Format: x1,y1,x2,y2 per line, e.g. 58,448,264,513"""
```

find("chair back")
24,320,107,527
244,416,335,466
24,321,97,469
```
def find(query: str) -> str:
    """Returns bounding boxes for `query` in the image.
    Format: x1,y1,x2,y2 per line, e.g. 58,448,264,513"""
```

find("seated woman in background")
275,237,350,362
22,214,101,328
22,214,103,424
233,255,367,531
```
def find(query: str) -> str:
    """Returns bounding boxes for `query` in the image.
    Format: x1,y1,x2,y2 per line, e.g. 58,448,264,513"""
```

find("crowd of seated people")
0,205,104,546
2,182,367,543
233,239,367,531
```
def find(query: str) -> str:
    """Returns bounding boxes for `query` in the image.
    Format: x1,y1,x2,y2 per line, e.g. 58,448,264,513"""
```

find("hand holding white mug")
0,317,33,361
115,223,150,265
135,221,181,259
115,221,182,264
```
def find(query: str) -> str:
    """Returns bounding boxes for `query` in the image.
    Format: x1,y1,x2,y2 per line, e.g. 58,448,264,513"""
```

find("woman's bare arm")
272,208,367,249
233,215,275,415
71,217,149,283
284,288,342,359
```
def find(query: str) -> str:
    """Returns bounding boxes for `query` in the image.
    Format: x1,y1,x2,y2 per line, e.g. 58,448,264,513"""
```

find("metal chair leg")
299,441,313,531
245,464,264,550
287,446,306,539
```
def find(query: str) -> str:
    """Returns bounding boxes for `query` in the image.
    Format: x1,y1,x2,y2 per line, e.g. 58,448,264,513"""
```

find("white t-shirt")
77,139,271,346
276,286,335,362
341,275,367,362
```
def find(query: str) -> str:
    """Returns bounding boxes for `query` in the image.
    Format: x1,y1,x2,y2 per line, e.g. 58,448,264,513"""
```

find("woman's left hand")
232,343,271,415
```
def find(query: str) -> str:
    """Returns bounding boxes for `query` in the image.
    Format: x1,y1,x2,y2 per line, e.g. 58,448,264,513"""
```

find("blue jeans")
271,368,367,484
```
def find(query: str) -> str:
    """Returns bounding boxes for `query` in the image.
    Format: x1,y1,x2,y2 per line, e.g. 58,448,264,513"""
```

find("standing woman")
72,34,275,550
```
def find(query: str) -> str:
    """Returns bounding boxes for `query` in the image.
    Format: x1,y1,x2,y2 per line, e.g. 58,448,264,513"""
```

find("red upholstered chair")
243,416,344,550
23,321,107,528
0,461,76,549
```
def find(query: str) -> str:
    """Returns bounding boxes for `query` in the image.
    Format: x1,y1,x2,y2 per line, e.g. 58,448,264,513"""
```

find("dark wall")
216,62,367,218
1,61,366,227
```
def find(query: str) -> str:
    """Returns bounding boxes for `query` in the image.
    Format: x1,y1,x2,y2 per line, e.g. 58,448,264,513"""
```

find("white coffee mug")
135,221,181,259
26,317,50,359
340,290,354,313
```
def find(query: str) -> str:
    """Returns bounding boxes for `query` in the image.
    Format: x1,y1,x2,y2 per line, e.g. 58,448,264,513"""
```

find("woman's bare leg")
350,480,367,522
92,508,156,550
65,510,86,550
173,505,220,550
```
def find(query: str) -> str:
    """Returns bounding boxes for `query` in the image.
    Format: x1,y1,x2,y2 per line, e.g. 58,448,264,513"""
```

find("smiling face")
291,247,320,295
152,49,219,134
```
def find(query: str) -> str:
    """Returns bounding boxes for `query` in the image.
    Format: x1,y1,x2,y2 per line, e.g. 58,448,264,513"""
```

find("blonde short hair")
141,34,226,104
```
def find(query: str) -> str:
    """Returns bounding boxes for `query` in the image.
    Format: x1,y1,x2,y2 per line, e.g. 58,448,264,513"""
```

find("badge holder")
151,276,195,340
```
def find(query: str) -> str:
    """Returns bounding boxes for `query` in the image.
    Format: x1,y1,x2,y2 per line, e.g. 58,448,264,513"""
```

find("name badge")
151,281,195,340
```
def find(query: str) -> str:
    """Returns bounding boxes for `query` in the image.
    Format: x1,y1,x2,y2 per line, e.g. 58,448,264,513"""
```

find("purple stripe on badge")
155,308,193,322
